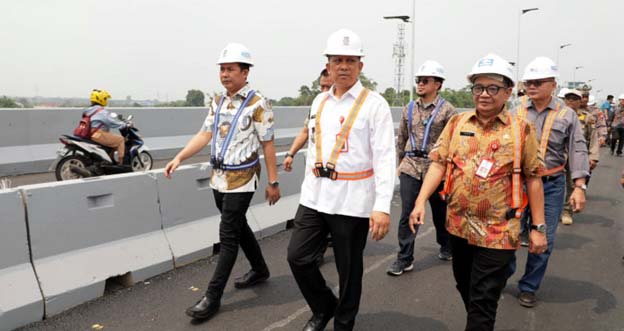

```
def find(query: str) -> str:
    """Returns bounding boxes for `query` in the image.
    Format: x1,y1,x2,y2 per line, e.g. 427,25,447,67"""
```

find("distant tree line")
272,74,474,108
156,89,206,107
2,79,475,109
0,96,33,108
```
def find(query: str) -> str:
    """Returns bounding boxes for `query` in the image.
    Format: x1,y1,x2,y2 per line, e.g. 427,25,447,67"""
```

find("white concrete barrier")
0,189,44,331
249,151,306,238
153,164,261,267
22,173,173,317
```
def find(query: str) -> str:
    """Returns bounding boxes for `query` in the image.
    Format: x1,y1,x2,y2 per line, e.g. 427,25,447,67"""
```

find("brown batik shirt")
429,108,543,249
397,95,457,180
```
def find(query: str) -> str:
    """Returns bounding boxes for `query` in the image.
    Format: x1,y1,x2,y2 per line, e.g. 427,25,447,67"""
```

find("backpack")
73,107,103,138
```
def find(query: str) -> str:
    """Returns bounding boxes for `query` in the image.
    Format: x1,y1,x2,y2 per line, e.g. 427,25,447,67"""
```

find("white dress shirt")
299,81,396,218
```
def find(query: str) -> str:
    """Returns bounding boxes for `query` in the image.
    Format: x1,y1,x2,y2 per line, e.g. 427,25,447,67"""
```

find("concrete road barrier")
22,173,173,317
0,189,44,331
154,164,261,267
249,151,306,238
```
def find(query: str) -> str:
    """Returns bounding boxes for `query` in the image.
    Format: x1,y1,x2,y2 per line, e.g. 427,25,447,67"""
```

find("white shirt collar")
329,80,363,101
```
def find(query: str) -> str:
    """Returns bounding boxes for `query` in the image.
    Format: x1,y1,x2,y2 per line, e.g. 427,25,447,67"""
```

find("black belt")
542,174,563,182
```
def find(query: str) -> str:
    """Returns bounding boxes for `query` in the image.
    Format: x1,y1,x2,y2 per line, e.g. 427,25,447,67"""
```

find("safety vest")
516,96,568,176
312,89,374,181
210,91,260,171
438,111,528,220
404,98,446,158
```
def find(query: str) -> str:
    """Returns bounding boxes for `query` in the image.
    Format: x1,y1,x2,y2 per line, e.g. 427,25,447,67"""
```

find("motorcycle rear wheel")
55,155,91,181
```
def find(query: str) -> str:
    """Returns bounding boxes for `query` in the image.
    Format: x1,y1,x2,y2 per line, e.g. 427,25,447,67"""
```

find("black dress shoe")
234,269,270,289
302,312,333,331
185,296,220,320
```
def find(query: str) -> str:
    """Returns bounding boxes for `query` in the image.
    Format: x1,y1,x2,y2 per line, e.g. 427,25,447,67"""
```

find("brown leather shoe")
518,291,537,308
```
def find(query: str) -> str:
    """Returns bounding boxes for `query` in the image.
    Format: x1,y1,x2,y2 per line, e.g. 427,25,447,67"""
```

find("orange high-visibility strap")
312,89,373,180
439,111,528,219
517,96,529,120
439,111,473,200
311,168,374,180
517,99,566,176
324,89,370,168
538,103,560,162
509,113,528,218
314,95,330,167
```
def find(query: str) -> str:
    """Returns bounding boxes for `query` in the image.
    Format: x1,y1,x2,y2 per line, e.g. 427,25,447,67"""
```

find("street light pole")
383,15,410,106
573,66,583,84
411,0,416,102
516,7,539,83
556,43,572,82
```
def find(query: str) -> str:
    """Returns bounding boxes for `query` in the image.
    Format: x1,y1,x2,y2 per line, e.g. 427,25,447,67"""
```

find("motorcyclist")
84,89,129,164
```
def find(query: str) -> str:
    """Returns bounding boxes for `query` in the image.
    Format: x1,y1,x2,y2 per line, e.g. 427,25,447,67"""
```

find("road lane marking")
261,226,435,331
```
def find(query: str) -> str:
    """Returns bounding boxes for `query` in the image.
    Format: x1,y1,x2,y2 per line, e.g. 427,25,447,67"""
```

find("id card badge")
475,158,494,179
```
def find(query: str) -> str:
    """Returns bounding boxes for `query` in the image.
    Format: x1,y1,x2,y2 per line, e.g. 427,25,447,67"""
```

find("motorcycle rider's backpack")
73,107,103,139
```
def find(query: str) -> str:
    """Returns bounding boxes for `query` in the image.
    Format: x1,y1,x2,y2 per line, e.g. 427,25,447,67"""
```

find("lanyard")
210,90,256,162
407,98,446,152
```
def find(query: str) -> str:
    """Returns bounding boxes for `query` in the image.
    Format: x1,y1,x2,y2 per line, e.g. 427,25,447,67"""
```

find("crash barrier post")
21,173,174,317
0,189,45,331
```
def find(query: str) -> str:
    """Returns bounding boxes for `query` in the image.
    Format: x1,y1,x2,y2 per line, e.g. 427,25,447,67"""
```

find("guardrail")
0,151,304,330
0,106,408,176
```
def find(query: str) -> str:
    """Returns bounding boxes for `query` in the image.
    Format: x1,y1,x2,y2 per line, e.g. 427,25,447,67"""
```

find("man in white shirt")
287,29,396,331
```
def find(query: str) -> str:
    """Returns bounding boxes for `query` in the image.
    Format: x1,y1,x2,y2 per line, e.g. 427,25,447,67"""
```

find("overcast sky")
0,0,621,101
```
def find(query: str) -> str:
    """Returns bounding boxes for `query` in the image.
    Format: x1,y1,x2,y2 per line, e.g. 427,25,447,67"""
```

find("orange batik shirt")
429,108,543,249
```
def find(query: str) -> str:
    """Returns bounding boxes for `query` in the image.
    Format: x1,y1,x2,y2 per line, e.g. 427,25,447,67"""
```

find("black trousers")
611,127,624,155
397,173,449,263
206,190,269,301
287,205,369,331
450,235,515,331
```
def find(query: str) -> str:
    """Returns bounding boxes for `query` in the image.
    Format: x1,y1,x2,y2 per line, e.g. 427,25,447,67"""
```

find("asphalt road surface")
16,149,624,331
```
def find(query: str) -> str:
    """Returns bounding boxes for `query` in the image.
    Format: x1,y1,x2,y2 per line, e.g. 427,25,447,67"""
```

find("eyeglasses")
471,84,507,96
524,79,554,87
415,77,433,85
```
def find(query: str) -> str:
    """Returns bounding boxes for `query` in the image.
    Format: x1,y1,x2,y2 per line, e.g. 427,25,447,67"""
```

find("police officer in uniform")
579,84,608,147
561,89,599,225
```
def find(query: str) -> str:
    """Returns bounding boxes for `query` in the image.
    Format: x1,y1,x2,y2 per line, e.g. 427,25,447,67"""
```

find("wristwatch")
285,152,295,158
269,181,279,188
575,183,587,191
530,223,547,234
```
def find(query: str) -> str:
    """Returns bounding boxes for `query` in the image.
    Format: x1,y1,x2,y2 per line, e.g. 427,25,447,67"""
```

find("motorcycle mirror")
127,115,134,121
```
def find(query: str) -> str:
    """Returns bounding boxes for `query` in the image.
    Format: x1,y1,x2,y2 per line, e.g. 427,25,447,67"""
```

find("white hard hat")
618,94,624,100
323,28,365,57
415,60,446,80
466,53,515,86
564,89,582,98
588,95,596,106
557,88,570,98
217,42,254,66
522,56,559,81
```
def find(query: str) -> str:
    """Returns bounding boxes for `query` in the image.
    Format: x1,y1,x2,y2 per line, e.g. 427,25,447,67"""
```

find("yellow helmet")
90,89,111,106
